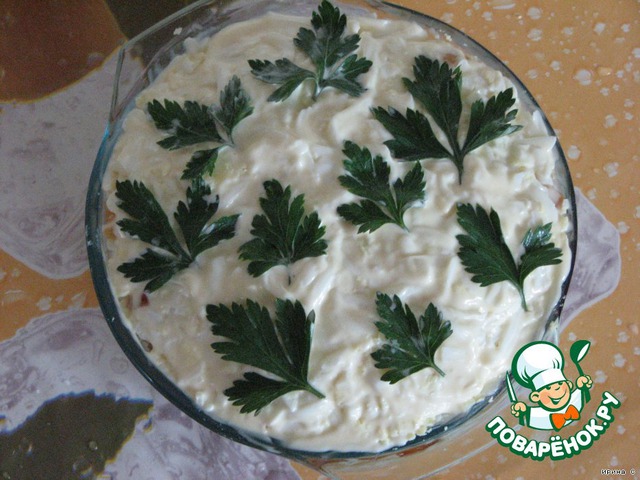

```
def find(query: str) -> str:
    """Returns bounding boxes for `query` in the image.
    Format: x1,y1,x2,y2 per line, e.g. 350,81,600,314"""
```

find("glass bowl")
85,0,577,478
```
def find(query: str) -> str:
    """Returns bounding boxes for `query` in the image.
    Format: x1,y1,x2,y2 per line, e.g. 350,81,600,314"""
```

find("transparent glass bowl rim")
85,0,578,463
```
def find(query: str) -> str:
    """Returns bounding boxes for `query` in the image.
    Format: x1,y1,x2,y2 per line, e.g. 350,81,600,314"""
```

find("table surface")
0,0,637,479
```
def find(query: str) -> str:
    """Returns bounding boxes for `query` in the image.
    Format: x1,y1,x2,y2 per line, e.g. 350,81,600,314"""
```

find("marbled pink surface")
0,56,117,279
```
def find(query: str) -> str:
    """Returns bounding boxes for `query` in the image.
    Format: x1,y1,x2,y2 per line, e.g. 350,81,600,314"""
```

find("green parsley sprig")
249,0,372,102
239,179,328,280
371,293,452,383
337,141,426,232
115,177,239,293
456,203,563,311
147,75,253,179
207,298,324,414
372,56,522,184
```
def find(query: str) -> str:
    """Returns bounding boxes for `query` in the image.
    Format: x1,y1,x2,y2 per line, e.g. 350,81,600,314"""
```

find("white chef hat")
512,341,567,392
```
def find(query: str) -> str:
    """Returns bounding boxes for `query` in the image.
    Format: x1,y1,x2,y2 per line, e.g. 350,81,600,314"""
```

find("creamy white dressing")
103,12,572,452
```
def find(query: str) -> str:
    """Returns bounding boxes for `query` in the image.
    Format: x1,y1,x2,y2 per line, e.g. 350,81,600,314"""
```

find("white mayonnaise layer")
103,12,572,452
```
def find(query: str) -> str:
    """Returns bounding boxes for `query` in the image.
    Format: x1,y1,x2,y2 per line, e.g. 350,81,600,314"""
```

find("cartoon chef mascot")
510,341,593,431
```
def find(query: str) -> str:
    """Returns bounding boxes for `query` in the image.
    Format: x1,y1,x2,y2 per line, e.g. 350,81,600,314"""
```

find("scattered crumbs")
11,267,21,278
567,331,577,341
634,346,640,356
614,391,628,403
497,453,507,464
36,296,52,311
616,425,626,435
610,456,619,467
615,318,623,326
173,27,183,35
528,28,543,41
2,289,27,305
613,353,626,368
586,188,597,200
635,205,640,219
482,11,493,21
567,145,581,160
603,161,619,176
623,98,635,108
573,466,587,476
632,47,640,59
621,24,630,33
488,30,498,40
624,111,634,121
441,12,454,24
488,0,515,10
69,292,87,309
574,68,592,85
597,66,613,77
630,323,639,335
603,114,618,128
594,22,606,34
617,222,629,234
594,370,608,383
550,60,561,71
600,87,610,96
562,26,574,37
527,7,541,20
617,330,630,343
610,189,620,199
526,69,538,79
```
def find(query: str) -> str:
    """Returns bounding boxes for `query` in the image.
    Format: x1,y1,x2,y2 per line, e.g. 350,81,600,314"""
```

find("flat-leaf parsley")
456,203,563,311
337,141,426,232
207,298,324,414
373,56,522,183
249,0,372,102
115,177,239,292
147,76,253,179
239,179,328,279
371,293,452,383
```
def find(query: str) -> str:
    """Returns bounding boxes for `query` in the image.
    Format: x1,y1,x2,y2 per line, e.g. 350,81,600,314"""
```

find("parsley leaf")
371,293,452,383
238,179,328,279
147,99,221,149
147,75,253,179
115,177,239,292
455,203,563,311
249,0,372,102
337,141,426,232
207,298,324,414
373,56,522,183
